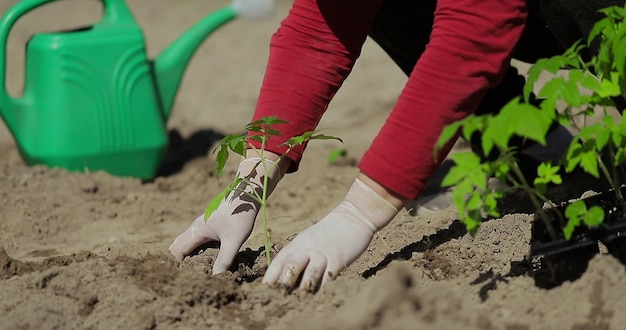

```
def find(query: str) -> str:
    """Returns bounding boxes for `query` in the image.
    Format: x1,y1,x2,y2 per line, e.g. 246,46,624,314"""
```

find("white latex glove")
169,157,283,274
262,178,398,293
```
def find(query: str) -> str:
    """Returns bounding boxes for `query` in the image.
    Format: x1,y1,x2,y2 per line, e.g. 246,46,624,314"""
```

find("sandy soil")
2,1,626,329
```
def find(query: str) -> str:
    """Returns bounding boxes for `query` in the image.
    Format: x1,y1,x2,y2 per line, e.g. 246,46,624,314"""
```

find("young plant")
204,116,342,265
563,200,605,240
435,98,562,239
327,148,348,164
523,4,626,237
436,3,626,240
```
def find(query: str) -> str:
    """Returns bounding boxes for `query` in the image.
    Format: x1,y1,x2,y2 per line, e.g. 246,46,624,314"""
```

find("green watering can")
0,0,274,179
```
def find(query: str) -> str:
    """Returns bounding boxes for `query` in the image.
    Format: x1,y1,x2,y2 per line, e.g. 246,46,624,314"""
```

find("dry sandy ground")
1,0,626,329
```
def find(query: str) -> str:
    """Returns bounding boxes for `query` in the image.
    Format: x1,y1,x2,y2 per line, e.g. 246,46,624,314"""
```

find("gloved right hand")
169,157,283,274
262,177,399,292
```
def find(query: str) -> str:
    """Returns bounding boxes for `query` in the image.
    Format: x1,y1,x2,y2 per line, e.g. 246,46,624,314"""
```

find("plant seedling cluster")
436,4,626,241
204,116,342,265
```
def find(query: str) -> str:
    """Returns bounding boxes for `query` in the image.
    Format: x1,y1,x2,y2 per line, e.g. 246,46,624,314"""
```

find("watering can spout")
153,0,275,118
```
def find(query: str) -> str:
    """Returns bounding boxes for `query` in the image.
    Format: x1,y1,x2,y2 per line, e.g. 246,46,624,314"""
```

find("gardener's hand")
169,157,284,274
262,177,399,292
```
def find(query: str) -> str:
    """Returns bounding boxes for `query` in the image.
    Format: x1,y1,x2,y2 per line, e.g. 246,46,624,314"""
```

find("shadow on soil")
156,128,226,178
365,160,618,299
362,220,468,278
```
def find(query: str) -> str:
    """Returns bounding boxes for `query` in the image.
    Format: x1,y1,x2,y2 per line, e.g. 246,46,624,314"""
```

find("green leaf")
327,149,347,164
309,133,343,143
451,180,470,215
442,153,481,187
534,163,562,194
480,120,509,156
597,75,622,97
452,152,482,168
613,35,626,75
565,141,583,173
538,77,567,102
589,17,610,45
577,71,603,92
441,165,470,187
214,144,230,177
596,127,611,150
212,134,246,176
583,206,605,227
466,191,482,211
283,131,342,149
565,200,586,219
265,128,282,137
246,125,264,133
248,135,264,144
478,97,553,154
461,116,487,141
229,136,247,157
580,151,600,178
615,148,626,166
563,213,581,240
612,122,625,148
563,200,586,239
246,116,289,131
488,159,510,175
563,201,605,239
204,178,243,220
435,121,463,157
507,104,551,145
537,163,562,182
464,210,483,236
525,53,578,101
483,192,502,218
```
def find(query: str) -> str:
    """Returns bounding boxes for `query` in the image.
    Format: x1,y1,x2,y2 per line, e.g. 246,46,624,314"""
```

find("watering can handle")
0,0,57,110
0,0,136,118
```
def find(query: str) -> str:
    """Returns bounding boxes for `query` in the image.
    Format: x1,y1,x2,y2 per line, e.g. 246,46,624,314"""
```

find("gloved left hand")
169,157,283,273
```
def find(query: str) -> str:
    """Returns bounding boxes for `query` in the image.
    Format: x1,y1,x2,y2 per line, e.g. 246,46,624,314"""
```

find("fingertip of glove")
212,267,227,275
212,259,234,275
168,249,184,265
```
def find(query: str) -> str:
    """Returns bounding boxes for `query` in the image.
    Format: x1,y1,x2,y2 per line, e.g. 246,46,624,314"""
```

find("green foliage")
212,116,287,177
204,116,341,265
284,130,343,148
436,4,626,240
442,153,503,235
327,148,348,164
213,134,247,177
533,163,562,195
435,98,558,238
589,4,626,94
563,201,605,239
204,178,244,220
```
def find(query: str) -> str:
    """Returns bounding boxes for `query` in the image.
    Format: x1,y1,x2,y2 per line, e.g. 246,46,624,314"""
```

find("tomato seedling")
205,116,342,265
436,3,626,240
